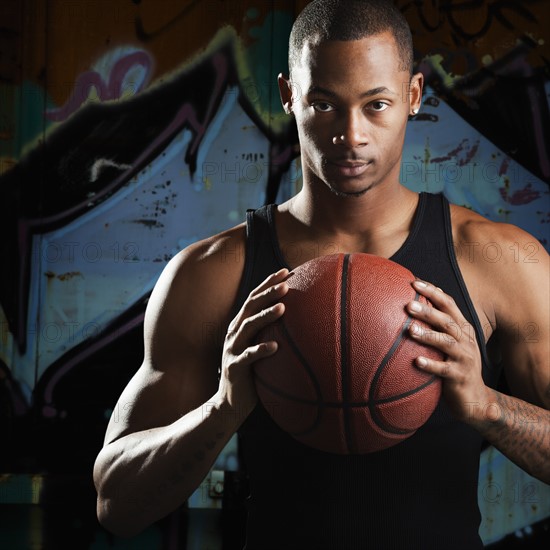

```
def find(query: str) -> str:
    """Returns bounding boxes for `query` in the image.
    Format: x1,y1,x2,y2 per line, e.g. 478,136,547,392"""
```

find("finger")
243,269,291,315
407,299,464,338
237,341,279,367
230,302,286,352
229,270,290,332
407,290,478,348
250,268,291,298
411,280,465,319
414,354,452,378
409,321,458,353
412,285,469,336
239,283,288,329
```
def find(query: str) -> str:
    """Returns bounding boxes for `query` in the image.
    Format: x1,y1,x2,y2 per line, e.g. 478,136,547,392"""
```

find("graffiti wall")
0,0,548,548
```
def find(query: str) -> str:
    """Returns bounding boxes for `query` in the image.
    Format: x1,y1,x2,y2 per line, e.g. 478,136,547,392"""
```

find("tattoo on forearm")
481,393,550,482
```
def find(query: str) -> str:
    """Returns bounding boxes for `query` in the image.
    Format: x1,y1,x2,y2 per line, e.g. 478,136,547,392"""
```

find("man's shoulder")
449,202,548,312
170,222,247,281
449,202,541,257
148,223,248,330
448,203,548,348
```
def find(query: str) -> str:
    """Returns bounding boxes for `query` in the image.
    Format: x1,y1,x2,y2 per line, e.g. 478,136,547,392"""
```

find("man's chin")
325,181,374,198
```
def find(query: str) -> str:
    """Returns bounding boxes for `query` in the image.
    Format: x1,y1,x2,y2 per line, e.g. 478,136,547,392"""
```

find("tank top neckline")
264,192,427,269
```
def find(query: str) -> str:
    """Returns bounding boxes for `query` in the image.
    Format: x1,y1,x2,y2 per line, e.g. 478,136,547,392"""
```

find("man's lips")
329,159,372,177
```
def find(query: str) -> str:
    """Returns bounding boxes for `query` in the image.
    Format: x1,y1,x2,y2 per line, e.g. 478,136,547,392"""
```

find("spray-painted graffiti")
399,0,550,184
405,0,542,40
0,2,549,548
45,49,154,122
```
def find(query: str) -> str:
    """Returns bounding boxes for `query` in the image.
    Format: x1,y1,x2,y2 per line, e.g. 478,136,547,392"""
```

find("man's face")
280,32,422,198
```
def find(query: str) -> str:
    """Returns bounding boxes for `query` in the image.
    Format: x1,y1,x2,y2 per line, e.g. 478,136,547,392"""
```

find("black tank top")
234,192,500,550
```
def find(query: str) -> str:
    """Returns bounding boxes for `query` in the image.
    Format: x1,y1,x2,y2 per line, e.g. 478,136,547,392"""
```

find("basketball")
254,253,443,454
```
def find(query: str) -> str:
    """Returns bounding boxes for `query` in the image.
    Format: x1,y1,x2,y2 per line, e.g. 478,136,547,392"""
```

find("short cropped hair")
289,0,413,75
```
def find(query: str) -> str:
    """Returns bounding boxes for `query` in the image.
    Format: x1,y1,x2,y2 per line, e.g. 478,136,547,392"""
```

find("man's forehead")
291,33,403,87
294,32,399,70
289,48,413,104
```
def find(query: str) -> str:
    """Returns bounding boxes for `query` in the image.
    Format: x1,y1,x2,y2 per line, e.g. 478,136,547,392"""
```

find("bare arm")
466,389,550,482
93,233,290,536
466,230,550,482
408,278,550,483
406,220,550,483
94,395,239,536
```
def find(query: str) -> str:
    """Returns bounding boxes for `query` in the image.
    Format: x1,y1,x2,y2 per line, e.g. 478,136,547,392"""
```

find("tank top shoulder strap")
393,192,498,384
232,205,285,317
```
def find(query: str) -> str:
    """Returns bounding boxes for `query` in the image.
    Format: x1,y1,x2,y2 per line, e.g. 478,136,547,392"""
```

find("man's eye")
312,102,334,112
369,101,389,112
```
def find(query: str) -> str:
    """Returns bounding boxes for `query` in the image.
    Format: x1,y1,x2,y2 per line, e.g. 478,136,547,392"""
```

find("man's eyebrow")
306,85,396,98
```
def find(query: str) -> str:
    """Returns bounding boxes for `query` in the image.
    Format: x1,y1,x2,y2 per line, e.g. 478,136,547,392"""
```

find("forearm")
467,389,550,484
94,396,242,537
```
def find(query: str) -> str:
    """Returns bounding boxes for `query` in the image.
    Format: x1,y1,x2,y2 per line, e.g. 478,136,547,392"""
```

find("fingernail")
417,356,428,367
413,280,427,288
409,301,422,312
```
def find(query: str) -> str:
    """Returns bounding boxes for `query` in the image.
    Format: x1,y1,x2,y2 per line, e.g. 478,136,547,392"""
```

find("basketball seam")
340,254,356,454
253,378,438,409
255,319,325,437
369,290,426,435
374,375,438,405
255,257,441,451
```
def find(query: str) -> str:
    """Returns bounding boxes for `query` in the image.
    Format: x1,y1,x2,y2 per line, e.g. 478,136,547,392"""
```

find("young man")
94,1,549,548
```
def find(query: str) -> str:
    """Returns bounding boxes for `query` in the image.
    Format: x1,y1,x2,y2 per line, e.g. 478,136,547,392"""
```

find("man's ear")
409,72,424,115
278,73,293,114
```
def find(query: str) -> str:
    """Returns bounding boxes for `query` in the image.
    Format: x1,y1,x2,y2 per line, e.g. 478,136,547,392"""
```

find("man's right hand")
217,268,291,415
94,229,290,537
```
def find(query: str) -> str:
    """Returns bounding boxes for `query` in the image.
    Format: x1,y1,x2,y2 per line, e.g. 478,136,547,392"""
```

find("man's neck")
276,182,420,263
